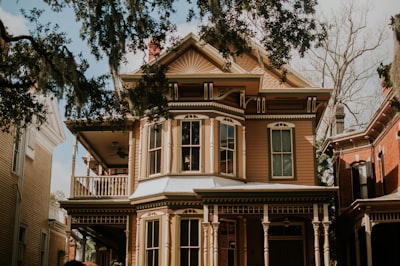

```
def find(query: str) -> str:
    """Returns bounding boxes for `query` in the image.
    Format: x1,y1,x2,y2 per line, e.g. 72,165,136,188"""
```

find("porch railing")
73,175,128,198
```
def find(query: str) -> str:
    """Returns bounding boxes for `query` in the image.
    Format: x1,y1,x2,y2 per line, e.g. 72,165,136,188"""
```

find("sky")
1,0,400,196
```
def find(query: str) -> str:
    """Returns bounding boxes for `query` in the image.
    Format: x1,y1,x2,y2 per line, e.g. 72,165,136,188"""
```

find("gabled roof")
120,32,319,90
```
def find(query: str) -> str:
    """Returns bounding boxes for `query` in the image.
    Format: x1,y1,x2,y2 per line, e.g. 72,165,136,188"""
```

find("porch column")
210,118,215,173
262,204,270,266
243,218,247,266
70,134,78,197
364,209,373,266
125,215,130,266
135,217,141,266
242,126,246,179
212,205,219,266
322,203,331,266
312,204,321,266
164,213,170,266
128,131,135,195
203,205,209,266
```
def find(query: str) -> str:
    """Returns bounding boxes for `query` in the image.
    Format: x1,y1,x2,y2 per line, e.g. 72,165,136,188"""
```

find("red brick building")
322,83,400,266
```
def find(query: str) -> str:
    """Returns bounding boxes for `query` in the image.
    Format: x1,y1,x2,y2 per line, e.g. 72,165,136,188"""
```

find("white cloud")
0,7,28,36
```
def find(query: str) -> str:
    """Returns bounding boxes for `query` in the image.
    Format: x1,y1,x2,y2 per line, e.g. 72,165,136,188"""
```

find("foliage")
316,139,333,186
50,190,66,203
300,0,387,139
1,0,324,132
377,63,392,88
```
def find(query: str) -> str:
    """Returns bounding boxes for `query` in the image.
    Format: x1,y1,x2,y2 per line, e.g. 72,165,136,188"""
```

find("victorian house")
322,80,400,266
0,96,65,266
61,33,337,266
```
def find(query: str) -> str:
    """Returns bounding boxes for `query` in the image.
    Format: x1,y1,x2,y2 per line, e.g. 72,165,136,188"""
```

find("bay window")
181,121,200,171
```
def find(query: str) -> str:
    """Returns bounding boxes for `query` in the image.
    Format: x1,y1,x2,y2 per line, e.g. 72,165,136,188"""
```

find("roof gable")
167,48,224,74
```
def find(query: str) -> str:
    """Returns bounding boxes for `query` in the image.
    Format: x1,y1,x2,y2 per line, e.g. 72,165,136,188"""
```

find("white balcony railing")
73,175,128,198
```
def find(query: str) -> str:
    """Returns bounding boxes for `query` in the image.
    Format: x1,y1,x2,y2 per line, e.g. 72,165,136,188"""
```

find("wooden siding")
245,120,316,185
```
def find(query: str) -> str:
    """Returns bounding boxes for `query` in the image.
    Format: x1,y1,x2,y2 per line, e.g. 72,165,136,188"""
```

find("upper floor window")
268,122,294,179
146,220,159,266
180,219,200,266
181,121,200,171
220,123,235,175
148,124,162,175
352,161,375,199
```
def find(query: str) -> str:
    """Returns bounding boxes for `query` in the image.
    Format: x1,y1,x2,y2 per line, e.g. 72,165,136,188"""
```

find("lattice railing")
73,175,128,198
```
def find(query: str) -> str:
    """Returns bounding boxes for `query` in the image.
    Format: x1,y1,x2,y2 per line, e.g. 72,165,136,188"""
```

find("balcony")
72,175,129,198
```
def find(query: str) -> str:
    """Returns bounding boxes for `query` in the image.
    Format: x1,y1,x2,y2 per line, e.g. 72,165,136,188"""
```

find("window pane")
190,220,199,246
150,152,156,175
190,249,199,266
150,128,155,149
147,222,153,248
181,249,188,265
271,130,281,152
228,125,234,149
156,150,161,174
283,154,292,176
154,221,159,246
192,122,200,144
154,250,159,265
282,130,291,152
182,147,190,170
182,122,190,145
181,220,188,246
227,151,234,174
155,127,161,147
147,250,153,266
273,154,282,176
191,147,200,170
220,124,227,148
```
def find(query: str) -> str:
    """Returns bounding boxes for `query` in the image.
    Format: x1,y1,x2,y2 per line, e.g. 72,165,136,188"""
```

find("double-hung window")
12,129,22,174
352,161,375,199
220,123,235,175
181,121,200,171
146,220,159,266
269,122,294,179
149,124,162,175
180,219,200,266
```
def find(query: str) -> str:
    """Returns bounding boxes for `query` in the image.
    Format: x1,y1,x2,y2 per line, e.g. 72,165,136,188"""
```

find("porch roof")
129,176,337,204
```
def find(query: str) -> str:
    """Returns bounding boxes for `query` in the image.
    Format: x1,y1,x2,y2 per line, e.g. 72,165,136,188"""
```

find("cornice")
169,102,244,115
245,114,315,120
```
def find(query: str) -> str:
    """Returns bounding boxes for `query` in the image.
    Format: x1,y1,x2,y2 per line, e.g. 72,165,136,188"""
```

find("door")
219,219,237,266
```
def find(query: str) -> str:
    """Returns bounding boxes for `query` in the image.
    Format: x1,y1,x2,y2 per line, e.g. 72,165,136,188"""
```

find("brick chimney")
148,38,161,61
334,103,345,135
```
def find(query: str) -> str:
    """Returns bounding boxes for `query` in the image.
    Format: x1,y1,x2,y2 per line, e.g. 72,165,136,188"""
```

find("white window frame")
145,219,160,266
218,117,239,176
268,122,295,179
181,120,201,172
180,218,200,266
148,123,162,176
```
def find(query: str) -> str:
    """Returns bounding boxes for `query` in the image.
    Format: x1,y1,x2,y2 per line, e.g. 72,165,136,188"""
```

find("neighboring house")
322,82,400,266
61,33,337,266
48,201,68,266
0,96,65,266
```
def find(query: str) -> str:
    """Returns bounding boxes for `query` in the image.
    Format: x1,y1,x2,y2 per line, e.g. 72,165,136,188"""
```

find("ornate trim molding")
245,114,315,120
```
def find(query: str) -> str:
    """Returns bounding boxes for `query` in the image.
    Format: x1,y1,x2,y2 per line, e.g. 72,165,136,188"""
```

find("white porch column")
203,205,209,266
322,203,331,266
210,118,215,173
262,204,270,266
243,218,247,266
125,215,130,266
312,204,321,266
135,217,140,266
212,205,219,266
364,209,373,266
212,222,220,266
164,213,170,266
70,134,78,197
128,131,135,195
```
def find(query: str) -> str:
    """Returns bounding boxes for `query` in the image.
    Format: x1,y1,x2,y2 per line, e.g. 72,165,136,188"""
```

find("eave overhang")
60,199,134,215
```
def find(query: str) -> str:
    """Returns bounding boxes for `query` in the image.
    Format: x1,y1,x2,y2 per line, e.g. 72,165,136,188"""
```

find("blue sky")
1,0,399,196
